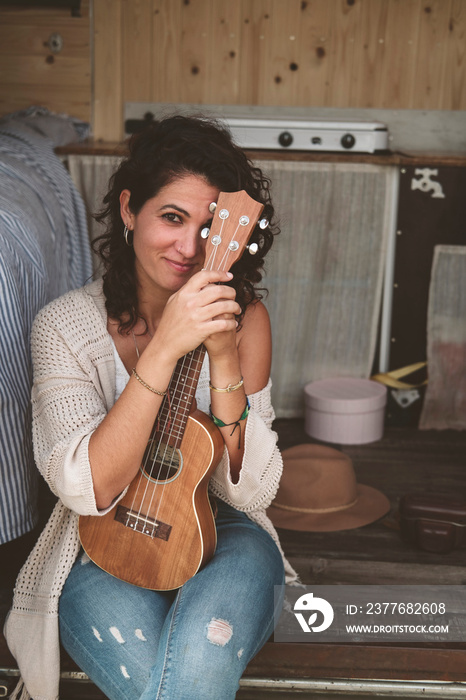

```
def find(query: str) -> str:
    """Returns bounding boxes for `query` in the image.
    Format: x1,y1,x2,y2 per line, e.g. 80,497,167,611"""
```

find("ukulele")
79,190,265,590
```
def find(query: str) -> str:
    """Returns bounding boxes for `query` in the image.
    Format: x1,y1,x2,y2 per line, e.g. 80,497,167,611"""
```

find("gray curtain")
257,160,396,417
67,155,123,275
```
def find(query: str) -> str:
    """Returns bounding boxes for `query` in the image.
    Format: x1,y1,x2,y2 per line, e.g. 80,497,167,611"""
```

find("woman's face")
120,174,219,299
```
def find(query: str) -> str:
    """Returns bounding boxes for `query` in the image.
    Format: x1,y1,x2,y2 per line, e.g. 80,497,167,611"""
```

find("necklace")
131,325,153,359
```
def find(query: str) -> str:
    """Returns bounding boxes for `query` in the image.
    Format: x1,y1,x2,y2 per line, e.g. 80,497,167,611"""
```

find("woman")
5,115,296,700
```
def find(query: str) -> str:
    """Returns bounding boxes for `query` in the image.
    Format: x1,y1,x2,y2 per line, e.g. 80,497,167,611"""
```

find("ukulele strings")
151,354,204,537
145,350,202,537
203,215,225,271
124,364,177,529
124,376,176,527
130,349,199,535
124,331,198,532
217,223,241,272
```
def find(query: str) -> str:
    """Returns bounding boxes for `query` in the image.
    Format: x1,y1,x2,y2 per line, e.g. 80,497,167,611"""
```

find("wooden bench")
2,424,466,698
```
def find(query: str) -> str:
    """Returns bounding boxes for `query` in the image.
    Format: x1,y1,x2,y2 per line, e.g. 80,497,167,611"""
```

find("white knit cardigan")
4,280,296,700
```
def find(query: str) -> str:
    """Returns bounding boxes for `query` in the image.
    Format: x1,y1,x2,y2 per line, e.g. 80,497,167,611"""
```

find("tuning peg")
209,202,217,213
201,227,210,239
247,243,259,255
259,218,269,230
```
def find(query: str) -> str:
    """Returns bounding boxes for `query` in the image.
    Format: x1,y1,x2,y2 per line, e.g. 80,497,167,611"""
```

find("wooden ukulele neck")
155,345,206,449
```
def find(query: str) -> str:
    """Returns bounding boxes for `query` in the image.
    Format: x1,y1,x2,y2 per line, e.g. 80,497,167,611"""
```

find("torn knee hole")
207,618,233,646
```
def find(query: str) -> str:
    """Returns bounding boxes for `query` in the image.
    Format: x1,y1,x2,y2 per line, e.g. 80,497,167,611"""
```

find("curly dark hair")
93,114,279,333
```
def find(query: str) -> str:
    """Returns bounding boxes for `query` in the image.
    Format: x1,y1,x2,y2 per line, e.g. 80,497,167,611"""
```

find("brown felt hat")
267,444,390,532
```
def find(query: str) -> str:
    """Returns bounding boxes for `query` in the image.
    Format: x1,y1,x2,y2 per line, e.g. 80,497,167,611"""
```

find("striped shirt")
0,109,93,543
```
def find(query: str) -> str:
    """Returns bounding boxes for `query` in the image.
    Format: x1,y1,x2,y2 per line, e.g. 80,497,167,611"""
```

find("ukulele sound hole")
142,440,183,482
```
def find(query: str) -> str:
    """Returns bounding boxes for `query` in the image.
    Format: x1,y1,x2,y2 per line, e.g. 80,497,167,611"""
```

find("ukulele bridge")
115,505,172,541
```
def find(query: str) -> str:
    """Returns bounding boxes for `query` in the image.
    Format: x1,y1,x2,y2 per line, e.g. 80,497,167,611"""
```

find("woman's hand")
149,269,241,363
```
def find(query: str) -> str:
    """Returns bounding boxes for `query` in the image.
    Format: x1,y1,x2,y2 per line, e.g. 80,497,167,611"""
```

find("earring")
123,224,132,247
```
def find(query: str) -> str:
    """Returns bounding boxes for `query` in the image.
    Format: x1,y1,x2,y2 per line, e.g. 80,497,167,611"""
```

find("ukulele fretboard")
152,344,206,450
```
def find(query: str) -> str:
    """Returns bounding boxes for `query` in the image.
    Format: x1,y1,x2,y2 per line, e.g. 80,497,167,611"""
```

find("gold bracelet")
209,377,244,393
131,368,167,397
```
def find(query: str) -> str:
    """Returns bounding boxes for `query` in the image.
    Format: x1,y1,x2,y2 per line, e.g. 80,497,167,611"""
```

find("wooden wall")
96,0,466,139
0,1,91,122
0,0,465,140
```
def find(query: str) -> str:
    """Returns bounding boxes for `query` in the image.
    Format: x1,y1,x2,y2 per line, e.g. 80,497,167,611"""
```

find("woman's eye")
163,212,182,223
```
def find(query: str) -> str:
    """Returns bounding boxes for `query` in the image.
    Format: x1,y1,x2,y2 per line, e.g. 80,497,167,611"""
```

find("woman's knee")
216,517,285,583
160,628,245,700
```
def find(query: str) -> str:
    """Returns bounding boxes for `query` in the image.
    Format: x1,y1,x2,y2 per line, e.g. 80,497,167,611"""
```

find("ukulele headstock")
202,190,267,273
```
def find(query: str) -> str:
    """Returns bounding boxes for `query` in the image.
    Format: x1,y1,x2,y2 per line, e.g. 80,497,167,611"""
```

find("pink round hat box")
304,378,387,445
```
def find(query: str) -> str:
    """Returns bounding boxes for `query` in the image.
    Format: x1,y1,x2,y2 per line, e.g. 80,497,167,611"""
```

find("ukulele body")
79,408,225,591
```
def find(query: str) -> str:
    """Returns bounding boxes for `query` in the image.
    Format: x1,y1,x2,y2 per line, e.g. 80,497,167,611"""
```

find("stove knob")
341,133,356,149
278,131,293,147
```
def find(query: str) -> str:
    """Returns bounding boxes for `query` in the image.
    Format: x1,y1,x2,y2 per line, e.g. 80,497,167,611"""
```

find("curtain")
256,160,396,417
67,155,123,274
420,245,466,430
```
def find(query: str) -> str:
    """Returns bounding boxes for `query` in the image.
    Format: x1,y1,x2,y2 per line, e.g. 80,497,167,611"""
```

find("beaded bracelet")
209,398,250,449
131,368,167,397
209,377,244,393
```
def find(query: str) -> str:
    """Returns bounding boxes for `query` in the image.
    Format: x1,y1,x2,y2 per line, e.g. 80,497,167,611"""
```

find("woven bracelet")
209,399,250,449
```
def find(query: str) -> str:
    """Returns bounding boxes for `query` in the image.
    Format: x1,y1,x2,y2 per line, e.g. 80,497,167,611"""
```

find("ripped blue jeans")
59,501,285,700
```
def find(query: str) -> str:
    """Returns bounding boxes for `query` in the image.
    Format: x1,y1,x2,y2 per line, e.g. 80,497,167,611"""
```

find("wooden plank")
246,642,466,681
54,144,466,167
179,0,211,104
296,0,332,107
237,0,273,105
278,520,466,570
121,0,153,103
151,0,183,102
259,0,301,106
378,0,422,109
93,0,123,140
206,0,242,104
413,0,453,109
441,0,466,110
0,0,90,25
0,23,90,56
0,56,90,87
325,0,362,107
351,0,390,108
0,87,91,122
290,556,466,585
